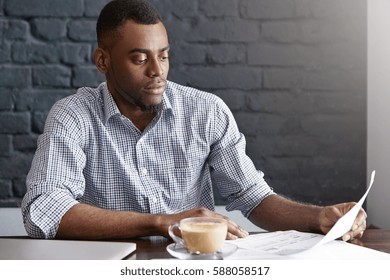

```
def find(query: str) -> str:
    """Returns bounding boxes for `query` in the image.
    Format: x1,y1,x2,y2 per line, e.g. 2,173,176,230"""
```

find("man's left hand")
318,202,367,241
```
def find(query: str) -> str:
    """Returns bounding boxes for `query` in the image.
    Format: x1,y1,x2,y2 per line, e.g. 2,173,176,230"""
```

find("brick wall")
0,0,366,207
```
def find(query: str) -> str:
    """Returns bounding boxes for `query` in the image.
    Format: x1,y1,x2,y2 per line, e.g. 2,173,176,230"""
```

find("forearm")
249,194,323,233
56,203,166,240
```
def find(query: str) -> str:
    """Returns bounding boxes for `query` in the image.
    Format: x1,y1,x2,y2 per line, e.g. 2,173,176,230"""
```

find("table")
126,229,390,259
1,229,389,260
350,229,390,254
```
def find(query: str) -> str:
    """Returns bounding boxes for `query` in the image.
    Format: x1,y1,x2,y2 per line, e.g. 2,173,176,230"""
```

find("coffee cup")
168,217,228,255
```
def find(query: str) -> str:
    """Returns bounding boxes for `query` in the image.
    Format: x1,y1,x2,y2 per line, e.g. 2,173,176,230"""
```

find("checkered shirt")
22,81,274,238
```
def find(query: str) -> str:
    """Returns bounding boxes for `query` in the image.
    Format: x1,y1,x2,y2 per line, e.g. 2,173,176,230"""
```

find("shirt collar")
101,82,174,126
102,83,121,125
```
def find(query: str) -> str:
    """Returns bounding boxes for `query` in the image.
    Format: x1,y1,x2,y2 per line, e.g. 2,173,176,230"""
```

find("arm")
56,204,248,240
249,194,322,233
249,194,367,240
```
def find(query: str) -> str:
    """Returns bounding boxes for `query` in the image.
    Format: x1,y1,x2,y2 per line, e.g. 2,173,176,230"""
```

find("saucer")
166,243,238,260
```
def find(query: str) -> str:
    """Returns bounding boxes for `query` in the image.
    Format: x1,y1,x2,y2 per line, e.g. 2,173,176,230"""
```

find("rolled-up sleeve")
21,102,86,238
208,98,274,217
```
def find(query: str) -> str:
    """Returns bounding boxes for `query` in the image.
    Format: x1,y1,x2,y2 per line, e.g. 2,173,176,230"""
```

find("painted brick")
14,89,72,112
13,176,27,198
59,43,91,65
199,0,239,17
0,112,30,134
263,68,302,90
302,69,364,91
32,66,71,87
68,20,97,42
0,179,12,199
3,19,29,40
150,0,199,18
0,20,4,39
0,153,33,179
240,0,296,19
172,65,262,90
84,0,110,17
4,0,83,17
213,89,247,112
72,66,105,88
170,43,207,65
207,44,246,64
31,19,67,41
0,135,12,156
0,90,13,110
12,43,59,64
262,21,300,43
0,66,31,88
0,41,11,62
32,112,48,134
13,134,38,153
248,43,316,66
189,18,260,43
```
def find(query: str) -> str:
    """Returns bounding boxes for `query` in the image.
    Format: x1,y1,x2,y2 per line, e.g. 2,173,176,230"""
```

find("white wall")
367,0,390,228
0,208,26,236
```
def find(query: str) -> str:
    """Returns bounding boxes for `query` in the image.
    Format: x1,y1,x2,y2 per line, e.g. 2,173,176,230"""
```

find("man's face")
102,20,170,112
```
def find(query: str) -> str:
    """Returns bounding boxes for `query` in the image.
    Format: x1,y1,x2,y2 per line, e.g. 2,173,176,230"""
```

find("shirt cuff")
28,191,79,239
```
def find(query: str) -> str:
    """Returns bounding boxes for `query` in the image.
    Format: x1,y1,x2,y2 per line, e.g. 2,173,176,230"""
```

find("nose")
147,58,164,77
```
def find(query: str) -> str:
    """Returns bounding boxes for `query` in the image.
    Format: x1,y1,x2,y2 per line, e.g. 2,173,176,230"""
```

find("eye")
130,54,148,65
159,50,169,62
134,59,147,65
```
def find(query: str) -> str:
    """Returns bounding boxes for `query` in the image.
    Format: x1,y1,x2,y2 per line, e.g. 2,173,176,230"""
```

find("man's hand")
318,202,367,241
159,207,249,240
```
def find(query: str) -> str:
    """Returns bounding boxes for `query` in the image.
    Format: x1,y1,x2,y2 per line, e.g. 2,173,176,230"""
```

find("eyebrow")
129,45,170,54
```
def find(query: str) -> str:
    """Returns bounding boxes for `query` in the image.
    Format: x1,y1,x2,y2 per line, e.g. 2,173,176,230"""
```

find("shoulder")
165,81,228,112
48,84,104,121
53,84,103,112
44,84,104,134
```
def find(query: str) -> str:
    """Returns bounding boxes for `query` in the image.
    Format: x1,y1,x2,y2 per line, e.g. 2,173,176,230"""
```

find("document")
227,171,386,259
226,230,390,259
313,170,375,248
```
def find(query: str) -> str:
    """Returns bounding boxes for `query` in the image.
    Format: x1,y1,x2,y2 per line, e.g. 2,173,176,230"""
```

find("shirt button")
139,138,144,144
151,196,158,203
141,168,148,176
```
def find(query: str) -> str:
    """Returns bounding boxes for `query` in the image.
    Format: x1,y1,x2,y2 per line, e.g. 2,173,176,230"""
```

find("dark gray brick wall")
0,0,366,207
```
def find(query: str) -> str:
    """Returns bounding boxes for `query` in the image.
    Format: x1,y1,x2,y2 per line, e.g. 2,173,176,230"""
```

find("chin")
138,100,163,113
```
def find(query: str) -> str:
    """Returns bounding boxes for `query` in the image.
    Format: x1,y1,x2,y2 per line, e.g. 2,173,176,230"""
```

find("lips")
144,80,166,89
144,80,166,94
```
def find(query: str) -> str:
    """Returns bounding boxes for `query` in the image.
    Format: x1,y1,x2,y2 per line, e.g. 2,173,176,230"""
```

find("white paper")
228,170,377,256
313,170,375,248
226,231,390,259
228,230,322,255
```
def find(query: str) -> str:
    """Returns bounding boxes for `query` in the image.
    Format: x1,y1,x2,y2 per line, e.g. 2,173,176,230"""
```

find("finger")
342,232,352,242
352,210,367,230
348,209,366,239
351,220,366,240
226,219,249,239
342,224,366,242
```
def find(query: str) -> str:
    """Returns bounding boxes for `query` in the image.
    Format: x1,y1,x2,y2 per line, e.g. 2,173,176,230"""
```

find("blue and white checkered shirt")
22,81,274,238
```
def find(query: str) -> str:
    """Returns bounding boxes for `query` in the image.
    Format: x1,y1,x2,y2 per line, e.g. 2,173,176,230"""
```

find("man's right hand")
157,207,249,240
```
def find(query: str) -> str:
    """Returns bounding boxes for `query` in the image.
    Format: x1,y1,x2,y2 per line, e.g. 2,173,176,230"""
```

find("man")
22,0,366,241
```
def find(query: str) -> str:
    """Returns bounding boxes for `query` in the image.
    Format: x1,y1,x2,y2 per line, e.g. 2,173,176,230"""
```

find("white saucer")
166,243,238,260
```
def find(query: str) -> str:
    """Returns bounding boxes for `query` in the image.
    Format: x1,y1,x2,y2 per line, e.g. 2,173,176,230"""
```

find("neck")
106,82,161,132
115,96,157,132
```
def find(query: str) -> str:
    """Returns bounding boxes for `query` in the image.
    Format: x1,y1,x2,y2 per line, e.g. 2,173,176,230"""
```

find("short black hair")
96,0,162,46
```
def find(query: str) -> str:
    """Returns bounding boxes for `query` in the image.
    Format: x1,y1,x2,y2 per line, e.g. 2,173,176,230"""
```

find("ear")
94,48,109,74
